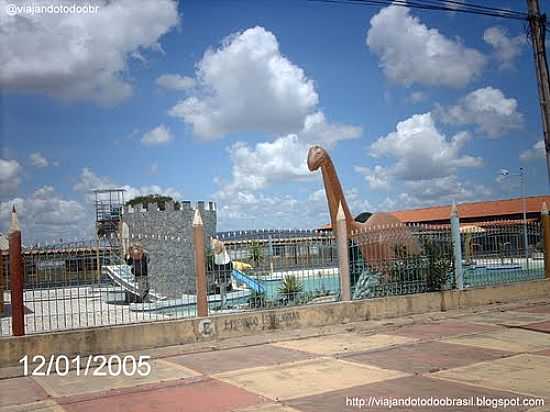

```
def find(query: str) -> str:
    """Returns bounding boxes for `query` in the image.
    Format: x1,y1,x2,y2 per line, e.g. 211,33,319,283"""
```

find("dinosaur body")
307,145,420,272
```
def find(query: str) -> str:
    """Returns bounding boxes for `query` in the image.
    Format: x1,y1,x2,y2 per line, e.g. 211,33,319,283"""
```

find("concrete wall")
124,201,216,297
1,279,549,366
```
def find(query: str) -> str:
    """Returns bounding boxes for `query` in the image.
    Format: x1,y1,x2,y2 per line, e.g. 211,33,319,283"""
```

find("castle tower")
123,200,217,298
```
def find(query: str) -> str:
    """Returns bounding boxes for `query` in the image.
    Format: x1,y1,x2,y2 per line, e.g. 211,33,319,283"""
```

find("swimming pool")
463,262,544,288
127,260,545,316
259,275,341,300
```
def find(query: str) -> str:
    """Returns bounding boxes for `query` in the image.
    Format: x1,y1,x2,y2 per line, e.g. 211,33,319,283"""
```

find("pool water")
133,262,545,315
463,265,544,288
259,275,341,300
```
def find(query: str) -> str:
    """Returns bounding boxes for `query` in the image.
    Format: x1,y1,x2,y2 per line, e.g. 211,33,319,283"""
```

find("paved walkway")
2,300,550,411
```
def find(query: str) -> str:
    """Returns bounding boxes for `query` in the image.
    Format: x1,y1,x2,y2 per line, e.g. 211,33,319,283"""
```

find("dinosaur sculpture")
307,145,420,273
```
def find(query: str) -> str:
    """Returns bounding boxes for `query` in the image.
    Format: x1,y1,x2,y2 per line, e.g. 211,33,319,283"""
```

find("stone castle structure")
123,200,216,298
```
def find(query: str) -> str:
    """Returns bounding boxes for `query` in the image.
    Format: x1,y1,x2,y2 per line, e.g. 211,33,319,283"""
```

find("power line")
307,0,529,21
412,0,527,17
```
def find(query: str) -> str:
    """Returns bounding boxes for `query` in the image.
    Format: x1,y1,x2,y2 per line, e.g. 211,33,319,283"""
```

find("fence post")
9,206,24,336
0,248,3,314
336,202,351,301
450,203,464,290
542,202,550,279
193,208,208,317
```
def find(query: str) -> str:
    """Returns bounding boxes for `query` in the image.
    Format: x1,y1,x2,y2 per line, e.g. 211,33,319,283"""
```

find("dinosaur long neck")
320,157,354,231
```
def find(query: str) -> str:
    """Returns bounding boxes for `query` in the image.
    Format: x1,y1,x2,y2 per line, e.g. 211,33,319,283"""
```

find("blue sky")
0,0,549,241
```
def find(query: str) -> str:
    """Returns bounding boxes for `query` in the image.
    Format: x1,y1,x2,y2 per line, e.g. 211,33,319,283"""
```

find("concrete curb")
1,279,548,366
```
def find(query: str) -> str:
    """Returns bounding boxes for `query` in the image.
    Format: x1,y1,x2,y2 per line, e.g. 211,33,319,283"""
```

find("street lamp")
498,168,529,269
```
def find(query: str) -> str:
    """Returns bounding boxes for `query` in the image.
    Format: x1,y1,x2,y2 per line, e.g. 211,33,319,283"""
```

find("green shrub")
277,275,304,304
422,239,452,291
248,290,266,308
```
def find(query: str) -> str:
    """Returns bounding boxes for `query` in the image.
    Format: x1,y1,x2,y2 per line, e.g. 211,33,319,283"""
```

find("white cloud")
408,91,428,103
189,26,362,222
141,124,173,145
366,5,486,88
212,131,363,229
0,186,88,242
354,165,392,190
344,187,373,214
30,152,48,168
216,111,361,200
0,166,186,241
371,175,491,211
216,191,300,229
156,74,195,91
215,186,370,231
73,168,182,204
483,26,526,70
401,175,490,205
0,0,179,105
436,87,523,138
520,140,545,162
169,26,319,140
73,167,115,195
0,159,22,198
299,112,361,147
359,112,482,187
220,135,311,195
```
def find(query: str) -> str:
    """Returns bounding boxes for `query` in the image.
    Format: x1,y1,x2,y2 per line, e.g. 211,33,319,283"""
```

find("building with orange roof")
320,195,550,230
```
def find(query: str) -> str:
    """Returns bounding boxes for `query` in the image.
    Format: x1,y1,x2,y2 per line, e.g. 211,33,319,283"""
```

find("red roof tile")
391,196,550,223
319,195,550,229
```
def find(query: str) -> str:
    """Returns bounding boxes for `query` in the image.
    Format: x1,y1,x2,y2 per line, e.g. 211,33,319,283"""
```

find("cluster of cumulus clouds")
0,0,542,237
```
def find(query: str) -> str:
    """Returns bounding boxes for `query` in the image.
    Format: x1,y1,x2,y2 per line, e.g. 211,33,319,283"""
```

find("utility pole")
527,0,550,185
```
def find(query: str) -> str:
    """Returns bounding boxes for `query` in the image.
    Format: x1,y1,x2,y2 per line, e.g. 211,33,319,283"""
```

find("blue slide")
232,269,266,294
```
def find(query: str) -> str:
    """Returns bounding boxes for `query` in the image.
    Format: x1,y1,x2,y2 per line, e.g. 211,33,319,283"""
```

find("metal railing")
350,223,454,299
208,230,339,311
0,219,547,336
461,220,545,288
1,240,180,336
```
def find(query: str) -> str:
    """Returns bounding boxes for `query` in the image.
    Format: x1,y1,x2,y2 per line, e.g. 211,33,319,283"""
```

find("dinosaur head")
307,145,327,171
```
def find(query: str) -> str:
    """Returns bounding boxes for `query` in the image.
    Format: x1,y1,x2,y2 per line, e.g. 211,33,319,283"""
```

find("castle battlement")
123,200,216,214
122,199,217,298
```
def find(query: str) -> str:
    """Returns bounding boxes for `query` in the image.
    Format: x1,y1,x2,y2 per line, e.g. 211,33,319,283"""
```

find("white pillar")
336,202,351,301
451,202,464,289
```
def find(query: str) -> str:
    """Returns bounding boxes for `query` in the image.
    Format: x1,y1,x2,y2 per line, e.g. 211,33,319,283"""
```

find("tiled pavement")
2,304,550,411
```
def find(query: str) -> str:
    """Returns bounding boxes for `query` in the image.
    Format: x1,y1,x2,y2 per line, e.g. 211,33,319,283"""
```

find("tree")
126,194,180,210
248,241,264,267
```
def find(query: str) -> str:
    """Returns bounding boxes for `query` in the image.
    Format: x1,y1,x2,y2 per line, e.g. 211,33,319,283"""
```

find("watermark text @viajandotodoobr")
5,3,99,17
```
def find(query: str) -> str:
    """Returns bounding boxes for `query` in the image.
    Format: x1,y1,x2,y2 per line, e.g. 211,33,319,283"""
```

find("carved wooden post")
193,208,208,317
542,202,550,279
9,206,24,336
336,202,351,301
451,203,464,290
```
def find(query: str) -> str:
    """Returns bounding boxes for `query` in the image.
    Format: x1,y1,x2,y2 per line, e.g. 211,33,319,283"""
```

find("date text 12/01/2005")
19,354,152,377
